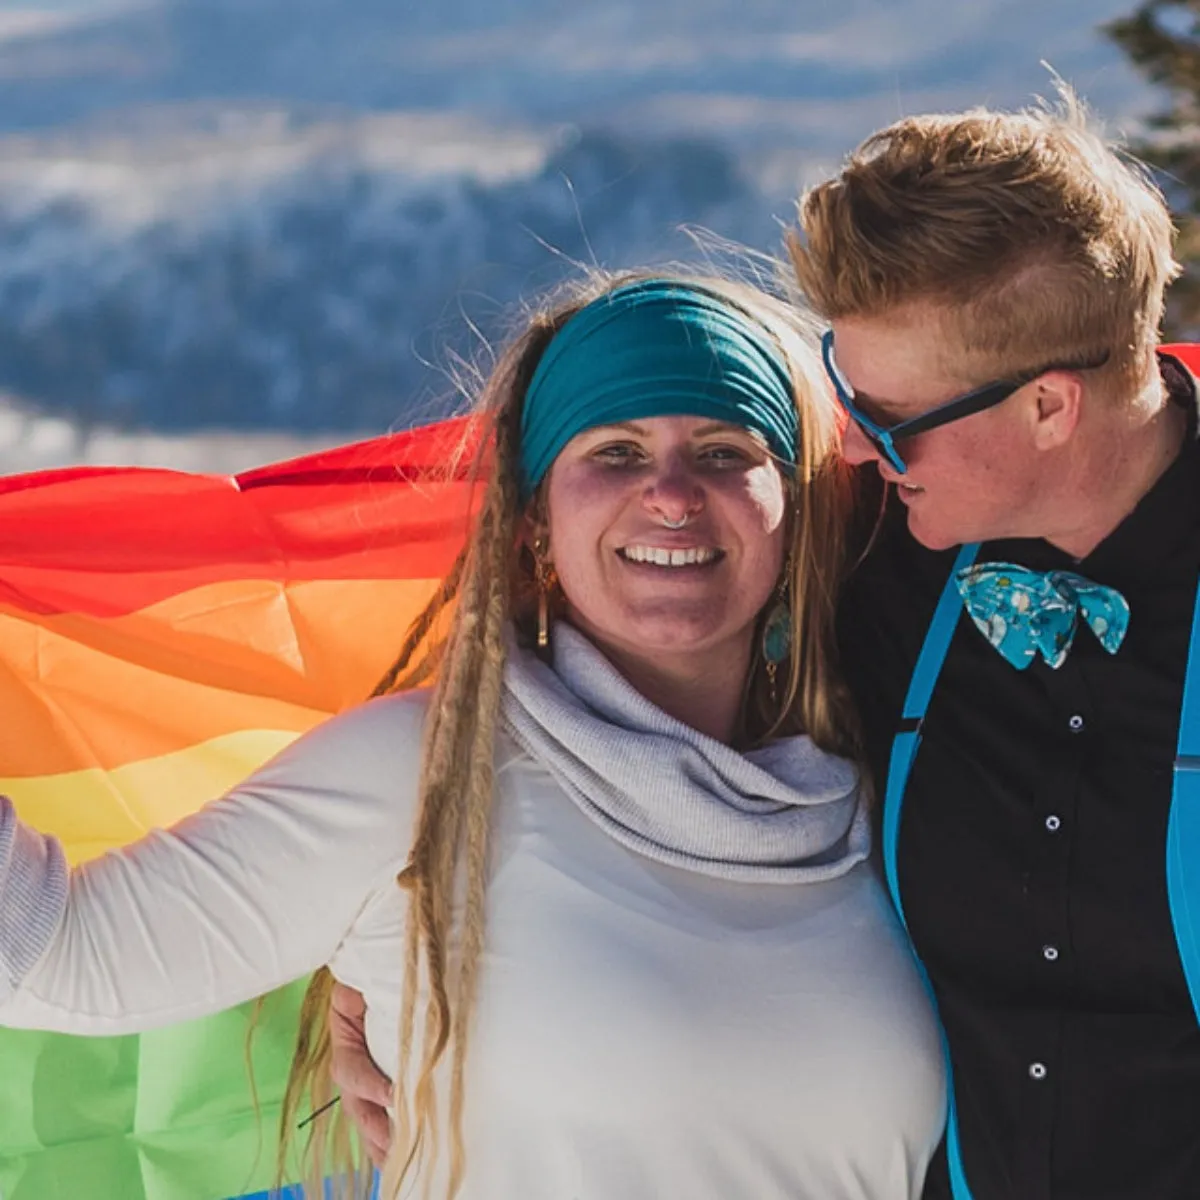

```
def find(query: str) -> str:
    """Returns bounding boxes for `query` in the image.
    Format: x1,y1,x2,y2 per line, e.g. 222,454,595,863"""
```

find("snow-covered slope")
0,0,1161,449
0,119,768,432
0,0,1146,144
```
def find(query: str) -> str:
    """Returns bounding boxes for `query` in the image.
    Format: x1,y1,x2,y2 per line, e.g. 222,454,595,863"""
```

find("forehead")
831,308,969,403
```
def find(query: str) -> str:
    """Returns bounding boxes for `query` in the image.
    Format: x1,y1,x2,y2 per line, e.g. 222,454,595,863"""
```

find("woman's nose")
642,463,704,526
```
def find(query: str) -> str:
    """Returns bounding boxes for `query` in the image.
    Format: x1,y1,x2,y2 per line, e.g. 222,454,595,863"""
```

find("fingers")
330,979,367,1023
343,1092,393,1168
328,981,395,1162
329,983,393,1107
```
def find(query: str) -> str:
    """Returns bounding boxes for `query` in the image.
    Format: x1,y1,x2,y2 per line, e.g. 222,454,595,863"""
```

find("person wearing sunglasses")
789,89,1200,1200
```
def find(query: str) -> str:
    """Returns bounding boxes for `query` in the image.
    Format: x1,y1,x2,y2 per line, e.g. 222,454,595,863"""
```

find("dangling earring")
534,538,555,649
761,577,792,705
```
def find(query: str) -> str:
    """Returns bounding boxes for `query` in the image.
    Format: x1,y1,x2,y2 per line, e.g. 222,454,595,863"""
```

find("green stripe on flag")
0,980,309,1200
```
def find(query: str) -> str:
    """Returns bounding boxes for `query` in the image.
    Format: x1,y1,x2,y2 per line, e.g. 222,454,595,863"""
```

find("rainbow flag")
0,419,475,1200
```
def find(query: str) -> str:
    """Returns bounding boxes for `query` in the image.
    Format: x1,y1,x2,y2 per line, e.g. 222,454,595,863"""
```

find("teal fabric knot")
954,562,1130,670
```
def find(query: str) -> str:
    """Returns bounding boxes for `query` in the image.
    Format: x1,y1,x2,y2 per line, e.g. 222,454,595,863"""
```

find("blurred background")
0,0,1191,473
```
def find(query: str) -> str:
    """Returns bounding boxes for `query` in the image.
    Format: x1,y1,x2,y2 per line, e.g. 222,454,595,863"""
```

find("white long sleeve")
0,795,68,1003
1,690,426,1034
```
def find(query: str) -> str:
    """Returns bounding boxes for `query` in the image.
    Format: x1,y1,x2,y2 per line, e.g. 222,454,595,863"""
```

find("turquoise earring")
762,585,792,704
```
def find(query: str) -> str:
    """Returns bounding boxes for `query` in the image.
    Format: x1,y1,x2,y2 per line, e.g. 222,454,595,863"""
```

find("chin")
597,608,736,658
906,509,986,553
625,620,725,653
907,524,963,551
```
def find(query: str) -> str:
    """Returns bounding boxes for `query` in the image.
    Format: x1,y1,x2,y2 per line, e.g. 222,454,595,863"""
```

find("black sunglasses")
821,330,1111,475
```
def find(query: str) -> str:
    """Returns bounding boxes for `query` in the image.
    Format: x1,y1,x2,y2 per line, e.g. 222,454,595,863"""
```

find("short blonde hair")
789,91,1181,393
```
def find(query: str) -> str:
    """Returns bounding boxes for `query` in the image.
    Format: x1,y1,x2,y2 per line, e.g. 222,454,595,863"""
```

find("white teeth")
621,545,718,566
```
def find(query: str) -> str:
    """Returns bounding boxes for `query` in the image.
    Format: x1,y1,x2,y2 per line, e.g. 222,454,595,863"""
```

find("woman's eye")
699,444,751,465
593,442,645,464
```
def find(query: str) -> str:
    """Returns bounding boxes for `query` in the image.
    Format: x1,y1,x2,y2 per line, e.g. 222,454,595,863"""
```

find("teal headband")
518,278,799,501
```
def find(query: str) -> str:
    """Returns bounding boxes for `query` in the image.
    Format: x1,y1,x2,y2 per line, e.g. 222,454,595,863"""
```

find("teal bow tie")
954,562,1130,670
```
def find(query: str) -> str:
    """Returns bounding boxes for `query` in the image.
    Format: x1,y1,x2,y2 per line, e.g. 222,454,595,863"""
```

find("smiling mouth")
617,545,724,567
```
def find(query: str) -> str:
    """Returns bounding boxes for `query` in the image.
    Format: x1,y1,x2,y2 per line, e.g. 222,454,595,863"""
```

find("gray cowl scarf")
501,623,870,884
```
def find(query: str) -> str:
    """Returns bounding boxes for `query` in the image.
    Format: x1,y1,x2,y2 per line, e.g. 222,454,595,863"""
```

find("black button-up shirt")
837,356,1200,1200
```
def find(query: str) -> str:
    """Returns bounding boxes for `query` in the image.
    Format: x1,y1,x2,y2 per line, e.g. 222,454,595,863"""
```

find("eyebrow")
691,421,746,437
591,421,649,436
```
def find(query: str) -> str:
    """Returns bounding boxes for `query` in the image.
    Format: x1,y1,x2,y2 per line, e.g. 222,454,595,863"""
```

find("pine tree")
1105,1,1200,336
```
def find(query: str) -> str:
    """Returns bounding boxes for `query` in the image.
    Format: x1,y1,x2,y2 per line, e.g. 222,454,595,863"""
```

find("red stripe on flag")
0,419,481,618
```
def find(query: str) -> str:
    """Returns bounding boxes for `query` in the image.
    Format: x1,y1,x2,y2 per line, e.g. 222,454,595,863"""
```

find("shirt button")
1068,714,1085,732
1029,1062,1048,1081
1045,814,1062,832
1042,944,1060,962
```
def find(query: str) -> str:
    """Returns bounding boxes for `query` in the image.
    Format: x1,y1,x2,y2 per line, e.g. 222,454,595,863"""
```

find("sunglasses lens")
823,332,910,475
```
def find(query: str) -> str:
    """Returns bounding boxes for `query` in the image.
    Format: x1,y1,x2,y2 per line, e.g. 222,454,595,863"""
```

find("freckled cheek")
545,463,634,554
948,440,1018,497
911,428,994,486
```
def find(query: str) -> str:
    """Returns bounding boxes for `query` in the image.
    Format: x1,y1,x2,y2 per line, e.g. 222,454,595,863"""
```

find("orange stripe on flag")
0,576,440,778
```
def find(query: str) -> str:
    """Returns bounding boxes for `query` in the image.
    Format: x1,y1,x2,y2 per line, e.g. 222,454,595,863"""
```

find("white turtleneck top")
1,629,946,1199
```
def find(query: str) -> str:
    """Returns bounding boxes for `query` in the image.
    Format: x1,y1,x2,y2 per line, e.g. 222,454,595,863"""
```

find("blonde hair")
789,88,1181,395
275,269,858,1199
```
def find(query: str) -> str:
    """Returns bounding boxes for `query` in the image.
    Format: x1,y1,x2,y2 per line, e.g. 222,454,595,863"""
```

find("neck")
566,623,753,744
1045,380,1188,560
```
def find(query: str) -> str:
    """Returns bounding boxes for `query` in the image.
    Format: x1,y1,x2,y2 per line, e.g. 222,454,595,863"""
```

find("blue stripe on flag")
232,1174,380,1200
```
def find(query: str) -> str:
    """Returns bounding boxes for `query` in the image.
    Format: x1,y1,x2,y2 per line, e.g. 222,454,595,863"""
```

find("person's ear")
521,497,552,562
1030,370,1084,451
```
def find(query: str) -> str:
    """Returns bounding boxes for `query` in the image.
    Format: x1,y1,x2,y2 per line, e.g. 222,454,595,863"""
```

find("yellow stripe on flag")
3,729,302,865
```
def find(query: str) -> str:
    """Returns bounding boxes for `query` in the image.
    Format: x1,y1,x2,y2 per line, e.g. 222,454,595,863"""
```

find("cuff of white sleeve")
0,795,68,1000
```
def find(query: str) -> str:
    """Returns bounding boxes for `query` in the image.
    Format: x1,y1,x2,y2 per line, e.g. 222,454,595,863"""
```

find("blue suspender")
1168,574,1200,1021
882,542,980,912
882,542,979,1200
886,545,1200,1199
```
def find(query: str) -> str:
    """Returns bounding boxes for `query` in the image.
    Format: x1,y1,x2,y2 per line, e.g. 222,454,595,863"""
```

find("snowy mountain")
0,0,1146,143
0,0,1160,445
0,118,770,433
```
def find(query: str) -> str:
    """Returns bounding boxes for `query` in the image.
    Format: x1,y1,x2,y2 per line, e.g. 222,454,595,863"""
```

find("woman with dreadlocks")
0,274,946,1199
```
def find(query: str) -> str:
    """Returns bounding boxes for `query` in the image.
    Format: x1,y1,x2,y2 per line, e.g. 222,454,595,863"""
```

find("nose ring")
660,514,691,530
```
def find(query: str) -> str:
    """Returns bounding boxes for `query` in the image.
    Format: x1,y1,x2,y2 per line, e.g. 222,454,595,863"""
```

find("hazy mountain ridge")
0,0,1144,139
0,124,767,433
0,0,1159,442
